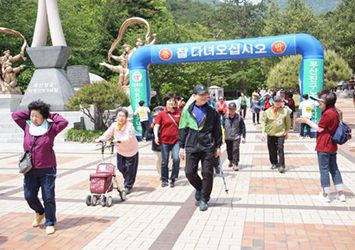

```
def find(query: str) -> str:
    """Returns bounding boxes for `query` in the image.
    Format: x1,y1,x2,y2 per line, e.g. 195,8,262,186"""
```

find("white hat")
253,93,259,97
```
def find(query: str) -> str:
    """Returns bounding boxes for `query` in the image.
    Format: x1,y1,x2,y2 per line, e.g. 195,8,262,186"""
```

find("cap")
152,106,164,117
219,96,223,99
253,93,259,97
264,92,270,96
228,102,237,109
193,84,208,95
273,95,283,101
310,95,325,102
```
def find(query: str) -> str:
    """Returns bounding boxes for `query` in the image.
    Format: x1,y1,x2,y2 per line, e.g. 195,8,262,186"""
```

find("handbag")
18,137,39,174
326,109,352,145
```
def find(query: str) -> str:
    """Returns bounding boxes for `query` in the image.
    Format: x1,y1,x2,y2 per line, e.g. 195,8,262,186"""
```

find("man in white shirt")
134,100,151,142
298,94,318,138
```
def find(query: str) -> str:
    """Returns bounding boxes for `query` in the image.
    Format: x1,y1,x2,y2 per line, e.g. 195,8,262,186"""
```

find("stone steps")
0,111,85,143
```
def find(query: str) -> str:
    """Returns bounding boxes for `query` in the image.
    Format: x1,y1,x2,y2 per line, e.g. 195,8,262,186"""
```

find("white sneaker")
232,164,239,171
335,193,346,202
313,192,330,203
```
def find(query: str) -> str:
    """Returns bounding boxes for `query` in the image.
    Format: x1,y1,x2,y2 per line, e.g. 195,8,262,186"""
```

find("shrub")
65,129,113,143
66,81,130,130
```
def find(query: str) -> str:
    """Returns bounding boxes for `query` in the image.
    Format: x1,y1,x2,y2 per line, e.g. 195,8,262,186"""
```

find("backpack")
326,109,352,145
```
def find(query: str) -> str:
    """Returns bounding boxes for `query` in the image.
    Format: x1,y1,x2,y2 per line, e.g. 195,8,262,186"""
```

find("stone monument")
18,0,75,111
67,65,90,91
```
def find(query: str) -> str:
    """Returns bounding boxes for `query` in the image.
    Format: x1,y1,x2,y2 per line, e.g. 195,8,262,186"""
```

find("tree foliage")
319,0,355,71
66,81,130,130
267,50,353,90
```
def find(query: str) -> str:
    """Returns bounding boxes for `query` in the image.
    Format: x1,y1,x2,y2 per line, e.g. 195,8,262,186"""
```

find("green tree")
166,0,213,25
266,50,352,89
261,0,319,74
319,0,355,71
204,0,268,93
66,81,130,130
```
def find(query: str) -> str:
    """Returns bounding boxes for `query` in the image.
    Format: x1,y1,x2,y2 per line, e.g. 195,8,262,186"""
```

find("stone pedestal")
18,46,75,111
0,95,23,113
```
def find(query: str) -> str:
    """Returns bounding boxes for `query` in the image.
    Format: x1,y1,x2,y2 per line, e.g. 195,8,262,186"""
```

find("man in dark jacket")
178,84,222,211
223,102,246,171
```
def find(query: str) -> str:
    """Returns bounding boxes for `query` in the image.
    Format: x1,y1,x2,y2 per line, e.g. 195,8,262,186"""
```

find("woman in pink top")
95,108,139,195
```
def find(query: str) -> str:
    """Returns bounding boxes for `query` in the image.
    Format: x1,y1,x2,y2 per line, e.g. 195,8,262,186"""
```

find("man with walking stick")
179,84,222,211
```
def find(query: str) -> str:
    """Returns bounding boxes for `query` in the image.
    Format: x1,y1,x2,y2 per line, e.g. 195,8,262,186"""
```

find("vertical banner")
130,69,147,136
302,59,324,124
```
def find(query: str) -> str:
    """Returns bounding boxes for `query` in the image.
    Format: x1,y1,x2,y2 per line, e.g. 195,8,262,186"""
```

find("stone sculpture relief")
100,17,156,87
0,28,27,94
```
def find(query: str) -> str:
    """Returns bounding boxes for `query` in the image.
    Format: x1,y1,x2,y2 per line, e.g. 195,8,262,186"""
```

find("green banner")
302,59,324,123
130,69,148,135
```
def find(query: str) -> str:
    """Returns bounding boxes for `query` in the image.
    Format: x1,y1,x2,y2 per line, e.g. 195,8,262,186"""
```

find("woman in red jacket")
297,89,345,203
12,100,69,235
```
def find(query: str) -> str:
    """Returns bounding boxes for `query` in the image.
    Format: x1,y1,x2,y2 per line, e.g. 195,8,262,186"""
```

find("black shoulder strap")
30,137,39,153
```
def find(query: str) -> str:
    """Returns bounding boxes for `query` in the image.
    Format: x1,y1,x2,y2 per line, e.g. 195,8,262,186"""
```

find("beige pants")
153,151,171,174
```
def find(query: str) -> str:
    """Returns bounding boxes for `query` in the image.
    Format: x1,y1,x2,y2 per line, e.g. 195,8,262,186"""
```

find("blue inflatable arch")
129,33,324,135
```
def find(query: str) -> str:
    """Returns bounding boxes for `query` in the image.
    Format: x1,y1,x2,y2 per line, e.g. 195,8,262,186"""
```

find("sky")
250,0,263,3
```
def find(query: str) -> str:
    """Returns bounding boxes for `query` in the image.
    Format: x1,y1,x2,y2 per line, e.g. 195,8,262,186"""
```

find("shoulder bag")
18,137,39,174
326,109,352,145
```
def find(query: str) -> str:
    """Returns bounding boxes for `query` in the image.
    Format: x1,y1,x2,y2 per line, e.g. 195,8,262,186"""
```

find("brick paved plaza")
0,98,354,250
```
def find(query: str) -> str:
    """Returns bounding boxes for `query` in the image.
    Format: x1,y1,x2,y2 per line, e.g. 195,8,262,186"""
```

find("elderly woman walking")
96,108,139,195
12,100,69,235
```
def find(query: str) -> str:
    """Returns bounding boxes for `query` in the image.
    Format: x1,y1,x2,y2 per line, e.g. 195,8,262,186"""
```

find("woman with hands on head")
95,108,138,195
12,100,69,235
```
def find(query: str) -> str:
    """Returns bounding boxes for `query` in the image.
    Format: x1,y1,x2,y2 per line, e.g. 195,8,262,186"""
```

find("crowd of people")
12,85,354,234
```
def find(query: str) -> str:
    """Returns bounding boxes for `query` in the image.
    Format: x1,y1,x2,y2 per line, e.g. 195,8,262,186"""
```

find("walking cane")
218,161,228,194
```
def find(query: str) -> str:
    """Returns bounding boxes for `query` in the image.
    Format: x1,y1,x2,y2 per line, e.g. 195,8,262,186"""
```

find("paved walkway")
0,99,354,250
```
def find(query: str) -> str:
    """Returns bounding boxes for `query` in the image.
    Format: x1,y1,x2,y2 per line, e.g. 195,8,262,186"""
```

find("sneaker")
228,161,232,167
169,179,175,188
125,187,131,195
232,164,239,171
253,123,256,126
142,138,147,142
161,180,168,187
270,164,278,170
32,212,45,227
199,200,208,211
313,192,330,203
278,166,285,173
335,193,346,202
195,190,202,201
46,226,55,235
257,122,260,125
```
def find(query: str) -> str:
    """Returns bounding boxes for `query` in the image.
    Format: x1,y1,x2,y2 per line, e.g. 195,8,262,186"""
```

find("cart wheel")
120,190,126,201
85,195,91,206
91,195,97,206
107,196,113,207
101,195,106,207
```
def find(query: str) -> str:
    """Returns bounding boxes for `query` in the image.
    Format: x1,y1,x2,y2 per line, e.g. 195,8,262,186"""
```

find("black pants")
225,139,240,165
267,135,285,167
117,152,139,189
140,120,150,139
239,106,246,118
300,123,311,136
185,151,214,203
252,112,260,123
